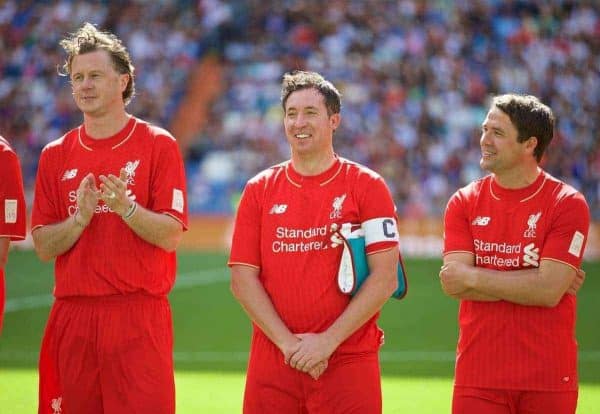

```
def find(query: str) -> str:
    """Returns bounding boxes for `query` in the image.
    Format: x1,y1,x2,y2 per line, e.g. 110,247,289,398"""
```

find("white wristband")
122,202,137,220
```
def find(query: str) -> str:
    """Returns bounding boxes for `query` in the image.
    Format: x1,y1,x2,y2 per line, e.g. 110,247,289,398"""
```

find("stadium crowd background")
1,0,599,224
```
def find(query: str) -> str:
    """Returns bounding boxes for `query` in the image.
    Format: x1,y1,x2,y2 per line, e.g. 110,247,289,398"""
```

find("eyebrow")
287,105,319,112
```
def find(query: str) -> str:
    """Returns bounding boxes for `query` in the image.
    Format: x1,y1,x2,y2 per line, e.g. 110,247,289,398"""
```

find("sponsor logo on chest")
472,210,544,268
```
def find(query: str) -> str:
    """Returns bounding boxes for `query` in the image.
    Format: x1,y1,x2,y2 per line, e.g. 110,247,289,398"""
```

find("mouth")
481,150,496,158
295,133,311,139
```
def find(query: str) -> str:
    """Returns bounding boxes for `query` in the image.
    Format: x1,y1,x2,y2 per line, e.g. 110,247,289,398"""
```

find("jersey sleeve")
540,191,590,268
443,190,475,255
356,173,399,254
228,181,262,268
147,135,188,229
0,149,26,240
31,146,61,230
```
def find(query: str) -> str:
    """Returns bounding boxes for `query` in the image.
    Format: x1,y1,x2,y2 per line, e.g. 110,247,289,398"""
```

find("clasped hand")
75,168,131,225
282,332,338,381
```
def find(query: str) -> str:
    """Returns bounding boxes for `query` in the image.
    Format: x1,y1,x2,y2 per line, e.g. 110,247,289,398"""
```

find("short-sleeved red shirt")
32,117,188,297
0,136,26,242
444,171,590,391
229,157,400,354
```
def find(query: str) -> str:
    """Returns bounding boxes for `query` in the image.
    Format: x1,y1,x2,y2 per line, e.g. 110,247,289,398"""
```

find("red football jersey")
0,136,27,333
32,117,188,297
444,171,590,391
229,157,400,354
0,136,27,242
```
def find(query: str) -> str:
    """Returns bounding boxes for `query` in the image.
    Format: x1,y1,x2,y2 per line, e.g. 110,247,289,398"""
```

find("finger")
120,168,128,182
108,174,125,189
78,173,94,190
284,349,298,365
99,182,117,194
290,353,307,370
99,184,117,201
87,174,99,191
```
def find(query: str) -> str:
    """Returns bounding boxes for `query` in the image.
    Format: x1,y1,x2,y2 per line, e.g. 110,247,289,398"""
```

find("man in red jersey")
229,70,403,414
440,94,589,414
0,136,27,335
31,23,187,414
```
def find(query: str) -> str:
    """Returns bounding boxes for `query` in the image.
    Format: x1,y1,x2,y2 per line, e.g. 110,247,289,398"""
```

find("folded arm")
440,252,578,307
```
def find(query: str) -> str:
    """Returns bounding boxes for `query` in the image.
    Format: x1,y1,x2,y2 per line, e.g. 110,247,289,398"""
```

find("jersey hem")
443,250,475,257
0,234,25,240
162,212,188,230
366,245,396,256
227,261,260,269
540,257,579,270
453,382,578,392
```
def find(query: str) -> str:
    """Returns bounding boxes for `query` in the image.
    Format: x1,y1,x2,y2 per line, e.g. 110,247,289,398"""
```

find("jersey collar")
489,170,547,203
78,117,137,151
285,156,343,188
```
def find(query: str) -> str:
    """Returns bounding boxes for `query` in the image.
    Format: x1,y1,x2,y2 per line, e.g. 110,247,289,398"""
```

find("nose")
293,113,308,127
480,130,491,146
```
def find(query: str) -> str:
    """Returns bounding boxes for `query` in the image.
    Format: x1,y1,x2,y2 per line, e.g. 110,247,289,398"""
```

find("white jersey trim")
227,262,260,269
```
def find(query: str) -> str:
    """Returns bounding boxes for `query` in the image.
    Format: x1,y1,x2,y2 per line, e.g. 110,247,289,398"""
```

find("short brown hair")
281,70,341,116
492,94,554,162
59,22,135,105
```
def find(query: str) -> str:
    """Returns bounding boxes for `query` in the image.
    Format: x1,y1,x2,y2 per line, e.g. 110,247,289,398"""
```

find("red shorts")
244,332,382,414
38,294,174,414
453,386,578,414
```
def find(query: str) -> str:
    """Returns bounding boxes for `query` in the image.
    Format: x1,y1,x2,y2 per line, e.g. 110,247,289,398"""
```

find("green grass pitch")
1,250,599,412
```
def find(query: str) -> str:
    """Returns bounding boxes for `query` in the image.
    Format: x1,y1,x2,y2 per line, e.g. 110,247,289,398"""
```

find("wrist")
466,267,479,290
322,330,342,352
73,211,88,228
121,201,137,220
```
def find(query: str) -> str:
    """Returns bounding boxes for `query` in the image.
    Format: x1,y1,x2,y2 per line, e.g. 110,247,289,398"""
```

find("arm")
230,264,300,361
440,257,576,307
100,169,183,252
440,252,499,301
32,173,99,261
0,238,8,268
469,259,575,307
288,246,399,372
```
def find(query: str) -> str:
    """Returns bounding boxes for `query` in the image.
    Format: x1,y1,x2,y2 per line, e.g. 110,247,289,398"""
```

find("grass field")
1,250,599,413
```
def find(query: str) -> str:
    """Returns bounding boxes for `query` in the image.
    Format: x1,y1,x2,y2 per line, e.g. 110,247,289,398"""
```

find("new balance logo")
472,216,491,226
61,169,78,181
269,204,287,214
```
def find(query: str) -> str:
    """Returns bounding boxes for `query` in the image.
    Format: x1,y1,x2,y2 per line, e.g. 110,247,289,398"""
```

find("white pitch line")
2,350,600,363
4,268,230,313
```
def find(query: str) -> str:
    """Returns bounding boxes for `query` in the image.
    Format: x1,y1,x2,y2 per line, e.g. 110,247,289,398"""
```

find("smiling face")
70,50,129,118
283,88,340,158
479,106,537,176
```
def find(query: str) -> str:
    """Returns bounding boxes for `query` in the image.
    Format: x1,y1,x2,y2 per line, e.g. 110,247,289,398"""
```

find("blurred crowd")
2,0,599,219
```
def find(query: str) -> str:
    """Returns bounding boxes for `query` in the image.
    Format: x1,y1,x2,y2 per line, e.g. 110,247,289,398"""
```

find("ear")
525,136,538,156
330,113,341,131
120,73,129,93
